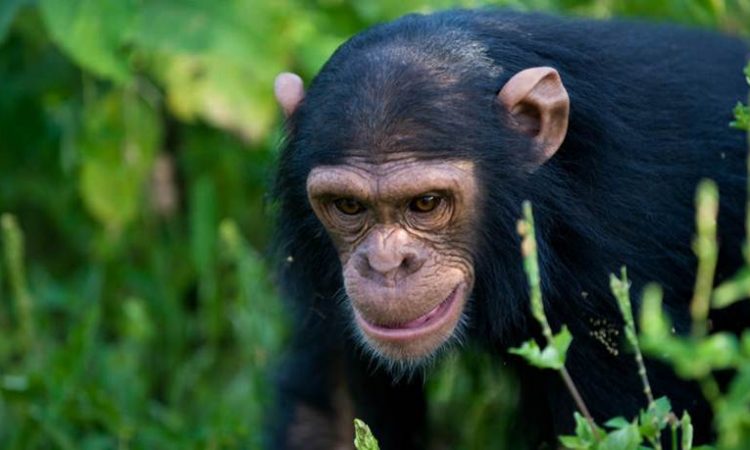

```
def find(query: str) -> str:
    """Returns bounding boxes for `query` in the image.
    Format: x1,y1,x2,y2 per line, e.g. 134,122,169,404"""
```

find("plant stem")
611,268,656,406
1,214,34,351
519,201,599,439
559,366,596,426
690,180,719,338
611,268,664,449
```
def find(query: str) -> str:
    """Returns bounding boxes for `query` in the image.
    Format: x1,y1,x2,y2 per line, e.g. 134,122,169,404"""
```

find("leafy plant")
1,2,749,449
510,62,750,449
513,204,687,450
729,64,750,131
354,419,381,450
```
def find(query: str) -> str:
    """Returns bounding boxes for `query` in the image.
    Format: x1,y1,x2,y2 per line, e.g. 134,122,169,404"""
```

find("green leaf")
575,412,602,443
599,422,641,450
156,55,279,142
78,90,160,233
559,434,591,449
130,1,272,66
694,333,740,369
681,411,694,450
39,0,134,83
643,332,739,378
638,397,671,440
559,413,601,449
714,267,750,308
354,419,380,450
79,159,140,233
605,417,632,429
553,325,574,355
130,1,283,142
730,101,750,131
639,284,670,340
715,364,750,449
650,397,671,418
509,326,572,370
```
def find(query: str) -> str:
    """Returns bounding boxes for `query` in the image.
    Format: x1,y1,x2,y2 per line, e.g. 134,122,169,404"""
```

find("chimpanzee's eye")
333,198,365,215
409,194,442,213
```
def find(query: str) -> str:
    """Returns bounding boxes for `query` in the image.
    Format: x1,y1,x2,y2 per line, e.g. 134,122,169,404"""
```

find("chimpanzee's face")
277,62,569,364
306,158,478,362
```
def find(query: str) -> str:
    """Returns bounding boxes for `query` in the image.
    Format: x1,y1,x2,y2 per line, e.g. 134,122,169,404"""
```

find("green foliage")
512,157,750,450
354,419,381,450
509,325,572,369
729,63,750,131
510,202,574,371
713,267,750,308
515,204,688,450
731,101,750,131
39,0,134,83
1,214,35,351
78,90,161,233
558,413,605,449
634,177,750,450
1,1,749,449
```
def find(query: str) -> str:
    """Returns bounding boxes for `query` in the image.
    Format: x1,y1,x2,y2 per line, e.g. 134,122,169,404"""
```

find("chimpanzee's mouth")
353,284,464,341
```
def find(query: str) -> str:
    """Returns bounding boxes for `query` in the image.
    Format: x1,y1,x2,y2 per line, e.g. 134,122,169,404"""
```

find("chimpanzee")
268,9,750,449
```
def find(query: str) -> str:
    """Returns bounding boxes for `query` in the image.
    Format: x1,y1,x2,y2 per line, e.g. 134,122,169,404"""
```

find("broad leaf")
77,90,160,233
39,0,134,83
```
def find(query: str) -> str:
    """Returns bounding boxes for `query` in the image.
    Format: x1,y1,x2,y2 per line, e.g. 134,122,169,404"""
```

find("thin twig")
559,366,596,425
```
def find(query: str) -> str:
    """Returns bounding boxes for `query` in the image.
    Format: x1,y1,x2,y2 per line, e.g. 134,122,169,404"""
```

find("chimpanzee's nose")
355,227,426,282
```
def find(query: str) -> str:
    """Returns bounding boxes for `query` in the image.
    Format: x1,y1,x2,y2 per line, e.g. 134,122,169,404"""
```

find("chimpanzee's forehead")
299,49,505,163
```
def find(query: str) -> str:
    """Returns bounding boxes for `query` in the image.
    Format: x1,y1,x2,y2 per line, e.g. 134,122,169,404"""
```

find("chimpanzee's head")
274,16,569,367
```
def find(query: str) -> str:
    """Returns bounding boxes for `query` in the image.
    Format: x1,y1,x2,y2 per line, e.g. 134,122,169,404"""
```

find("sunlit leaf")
682,411,694,450
39,0,134,83
157,55,279,142
639,284,670,340
638,396,671,440
599,422,641,450
509,327,572,370
78,89,160,233
605,417,631,429
354,419,380,450
713,267,750,308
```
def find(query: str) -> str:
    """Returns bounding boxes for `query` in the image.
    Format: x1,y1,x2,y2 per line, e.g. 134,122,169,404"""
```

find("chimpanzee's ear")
498,67,569,164
274,72,305,117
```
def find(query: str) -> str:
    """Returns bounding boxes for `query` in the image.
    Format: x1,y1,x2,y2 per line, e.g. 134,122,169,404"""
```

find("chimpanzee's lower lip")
354,284,464,341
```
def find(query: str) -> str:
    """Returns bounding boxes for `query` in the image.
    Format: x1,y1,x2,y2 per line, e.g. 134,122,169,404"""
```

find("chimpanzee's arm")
268,312,426,450
344,349,427,450
267,310,348,449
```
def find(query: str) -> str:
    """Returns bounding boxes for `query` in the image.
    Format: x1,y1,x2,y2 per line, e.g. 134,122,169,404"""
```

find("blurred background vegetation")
0,0,748,449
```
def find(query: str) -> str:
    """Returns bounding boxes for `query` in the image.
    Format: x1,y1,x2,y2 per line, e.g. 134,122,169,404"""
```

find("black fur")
269,9,750,449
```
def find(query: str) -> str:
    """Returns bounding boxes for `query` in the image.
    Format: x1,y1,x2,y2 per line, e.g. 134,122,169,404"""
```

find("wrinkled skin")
306,158,478,361
283,64,568,364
